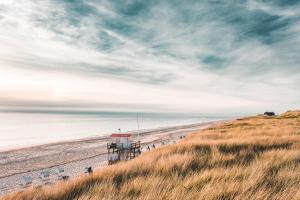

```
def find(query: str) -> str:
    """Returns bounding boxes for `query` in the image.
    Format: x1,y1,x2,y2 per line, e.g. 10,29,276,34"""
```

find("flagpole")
137,112,140,141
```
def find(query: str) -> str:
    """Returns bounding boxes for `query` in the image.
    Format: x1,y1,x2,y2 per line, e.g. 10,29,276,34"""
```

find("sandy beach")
0,120,221,196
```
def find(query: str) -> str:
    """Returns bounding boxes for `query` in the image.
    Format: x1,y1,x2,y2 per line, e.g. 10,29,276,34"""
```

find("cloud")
0,0,299,114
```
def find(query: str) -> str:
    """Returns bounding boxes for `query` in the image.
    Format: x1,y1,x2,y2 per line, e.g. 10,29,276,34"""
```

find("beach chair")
39,169,50,184
57,167,65,180
19,175,33,188
58,166,65,173
56,166,69,180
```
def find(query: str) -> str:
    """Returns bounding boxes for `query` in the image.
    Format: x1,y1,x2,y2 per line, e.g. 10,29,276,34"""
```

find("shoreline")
0,120,223,154
0,119,228,196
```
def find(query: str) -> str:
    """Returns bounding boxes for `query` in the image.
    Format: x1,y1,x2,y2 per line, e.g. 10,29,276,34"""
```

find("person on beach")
85,167,93,174
147,146,150,151
152,144,156,148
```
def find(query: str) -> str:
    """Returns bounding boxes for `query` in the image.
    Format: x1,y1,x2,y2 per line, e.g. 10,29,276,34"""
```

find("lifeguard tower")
107,133,141,165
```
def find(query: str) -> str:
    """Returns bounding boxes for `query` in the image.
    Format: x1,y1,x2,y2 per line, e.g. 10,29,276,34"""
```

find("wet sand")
0,121,221,196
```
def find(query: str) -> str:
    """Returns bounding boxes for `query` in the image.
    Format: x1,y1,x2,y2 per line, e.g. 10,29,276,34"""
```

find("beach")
0,120,220,196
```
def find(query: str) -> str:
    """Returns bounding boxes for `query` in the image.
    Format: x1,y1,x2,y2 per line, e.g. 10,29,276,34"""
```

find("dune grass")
2,110,300,200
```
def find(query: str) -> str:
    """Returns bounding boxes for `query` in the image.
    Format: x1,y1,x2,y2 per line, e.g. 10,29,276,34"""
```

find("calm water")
0,111,235,150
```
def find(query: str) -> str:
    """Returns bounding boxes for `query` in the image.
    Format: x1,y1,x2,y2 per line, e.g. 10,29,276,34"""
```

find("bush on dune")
2,111,300,200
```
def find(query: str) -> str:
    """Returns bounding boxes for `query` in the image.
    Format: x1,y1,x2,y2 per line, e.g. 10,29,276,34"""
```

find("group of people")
146,144,156,151
144,135,186,151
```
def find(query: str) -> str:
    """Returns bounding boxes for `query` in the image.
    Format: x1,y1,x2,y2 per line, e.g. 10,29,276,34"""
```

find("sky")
0,0,299,114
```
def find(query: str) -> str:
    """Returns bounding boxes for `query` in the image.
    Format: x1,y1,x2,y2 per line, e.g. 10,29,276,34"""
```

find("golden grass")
2,110,300,200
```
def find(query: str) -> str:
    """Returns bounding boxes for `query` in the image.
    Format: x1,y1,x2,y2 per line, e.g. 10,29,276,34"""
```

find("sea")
0,111,238,151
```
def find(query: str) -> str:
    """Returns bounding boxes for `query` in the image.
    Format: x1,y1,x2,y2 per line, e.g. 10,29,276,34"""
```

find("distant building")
264,112,275,116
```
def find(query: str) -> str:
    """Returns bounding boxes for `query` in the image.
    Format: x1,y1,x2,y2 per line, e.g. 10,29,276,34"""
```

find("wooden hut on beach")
107,133,141,165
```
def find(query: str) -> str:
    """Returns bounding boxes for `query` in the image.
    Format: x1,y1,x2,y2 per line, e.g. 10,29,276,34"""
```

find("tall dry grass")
2,110,300,200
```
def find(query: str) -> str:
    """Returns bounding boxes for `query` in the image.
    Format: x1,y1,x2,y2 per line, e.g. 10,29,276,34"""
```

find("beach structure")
56,167,69,180
39,169,51,184
20,176,33,188
107,133,141,165
40,170,50,178
57,166,65,175
264,111,275,116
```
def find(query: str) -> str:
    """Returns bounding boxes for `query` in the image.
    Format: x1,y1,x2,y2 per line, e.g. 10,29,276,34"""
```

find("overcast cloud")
0,0,299,114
